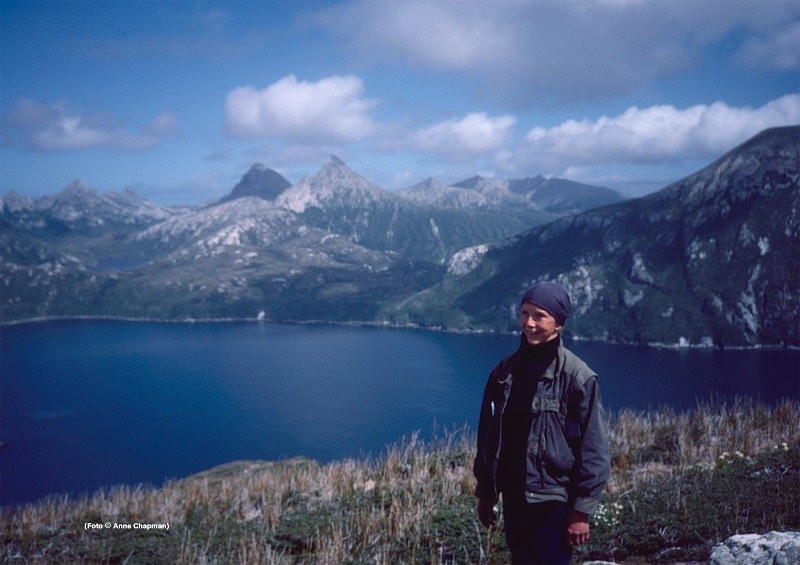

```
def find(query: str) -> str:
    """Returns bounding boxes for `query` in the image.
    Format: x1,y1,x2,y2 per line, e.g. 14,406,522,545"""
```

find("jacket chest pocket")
528,395,575,476
540,412,575,474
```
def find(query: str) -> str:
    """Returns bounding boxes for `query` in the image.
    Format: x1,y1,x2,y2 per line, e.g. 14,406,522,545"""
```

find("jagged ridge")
1,129,797,347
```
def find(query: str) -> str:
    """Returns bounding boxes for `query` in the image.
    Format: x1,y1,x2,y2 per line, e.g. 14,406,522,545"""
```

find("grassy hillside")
3,398,799,564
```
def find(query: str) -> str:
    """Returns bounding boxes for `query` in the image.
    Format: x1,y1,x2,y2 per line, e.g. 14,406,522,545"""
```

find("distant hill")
451,174,626,214
1,127,797,347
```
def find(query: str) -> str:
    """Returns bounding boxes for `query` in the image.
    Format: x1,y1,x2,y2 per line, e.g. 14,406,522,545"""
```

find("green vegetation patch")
580,443,800,563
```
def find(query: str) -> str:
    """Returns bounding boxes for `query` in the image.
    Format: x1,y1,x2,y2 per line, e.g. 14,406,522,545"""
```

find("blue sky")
1,0,798,205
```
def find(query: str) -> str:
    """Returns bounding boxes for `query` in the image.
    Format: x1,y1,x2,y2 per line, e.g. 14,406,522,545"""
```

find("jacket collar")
497,333,564,384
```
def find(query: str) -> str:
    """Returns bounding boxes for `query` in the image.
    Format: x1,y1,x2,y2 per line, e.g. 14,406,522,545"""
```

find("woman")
473,281,610,564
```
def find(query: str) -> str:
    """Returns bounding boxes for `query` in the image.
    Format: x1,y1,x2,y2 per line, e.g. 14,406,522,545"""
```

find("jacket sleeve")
473,370,498,502
568,373,610,516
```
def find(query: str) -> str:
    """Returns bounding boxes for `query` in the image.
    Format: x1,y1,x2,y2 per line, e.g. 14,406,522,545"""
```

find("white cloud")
325,1,511,70
314,0,800,103
223,75,376,143
412,112,516,160
520,94,800,169
1,98,177,152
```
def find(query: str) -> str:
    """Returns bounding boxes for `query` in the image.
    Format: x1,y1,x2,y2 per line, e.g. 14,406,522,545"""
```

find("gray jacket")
473,339,610,516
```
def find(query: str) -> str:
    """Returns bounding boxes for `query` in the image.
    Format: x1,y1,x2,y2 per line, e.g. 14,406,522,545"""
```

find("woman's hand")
477,497,496,528
566,509,590,546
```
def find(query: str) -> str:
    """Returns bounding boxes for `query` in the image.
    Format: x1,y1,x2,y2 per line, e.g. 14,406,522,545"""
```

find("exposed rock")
709,531,800,565
447,244,488,276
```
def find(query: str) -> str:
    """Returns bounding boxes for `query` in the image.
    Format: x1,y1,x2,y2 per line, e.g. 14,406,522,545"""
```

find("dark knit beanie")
520,282,571,326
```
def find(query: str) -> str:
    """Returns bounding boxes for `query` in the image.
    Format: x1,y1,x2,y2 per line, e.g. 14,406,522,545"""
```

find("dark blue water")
1,320,798,507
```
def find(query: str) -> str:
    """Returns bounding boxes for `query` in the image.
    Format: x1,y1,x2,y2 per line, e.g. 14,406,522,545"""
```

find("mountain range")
1,126,797,347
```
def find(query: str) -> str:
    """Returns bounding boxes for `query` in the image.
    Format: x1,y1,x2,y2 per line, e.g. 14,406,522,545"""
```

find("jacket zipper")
491,376,512,500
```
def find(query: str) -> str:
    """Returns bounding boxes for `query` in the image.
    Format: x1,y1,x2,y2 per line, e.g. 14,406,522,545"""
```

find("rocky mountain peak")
328,154,347,167
220,164,291,204
310,156,384,197
690,126,795,204
274,155,383,213
398,177,488,209
407,177,447,192
452,175,485,190
62,179,93,195
0,190,35,212
316,155,367,185
2,179,178,231
40,180,101,215
508,175,546,194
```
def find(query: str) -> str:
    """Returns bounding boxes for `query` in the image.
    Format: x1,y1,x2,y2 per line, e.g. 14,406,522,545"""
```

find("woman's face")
519,303,562,346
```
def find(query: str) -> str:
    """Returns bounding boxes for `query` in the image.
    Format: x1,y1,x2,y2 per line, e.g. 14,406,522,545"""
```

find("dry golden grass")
605,397,800,492
2,399,798,564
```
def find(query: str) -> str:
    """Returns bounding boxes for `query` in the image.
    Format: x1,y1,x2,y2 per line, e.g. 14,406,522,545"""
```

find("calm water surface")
1,320,798,506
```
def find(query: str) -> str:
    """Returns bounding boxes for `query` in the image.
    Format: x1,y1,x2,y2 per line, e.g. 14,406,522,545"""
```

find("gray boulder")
709,531,800,565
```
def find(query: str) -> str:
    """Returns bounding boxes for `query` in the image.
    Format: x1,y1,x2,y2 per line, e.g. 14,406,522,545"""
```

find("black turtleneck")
498,334,561,494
